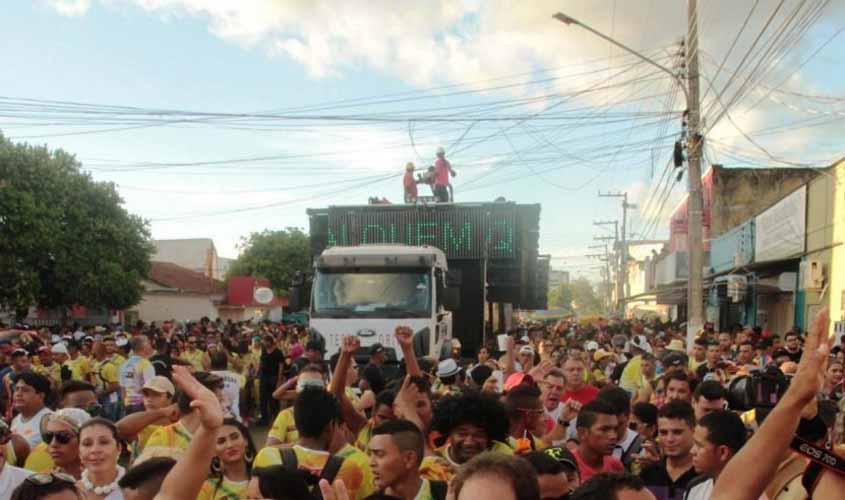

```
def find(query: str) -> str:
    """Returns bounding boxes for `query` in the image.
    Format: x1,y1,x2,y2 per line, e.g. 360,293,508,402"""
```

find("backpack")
278,447,346,500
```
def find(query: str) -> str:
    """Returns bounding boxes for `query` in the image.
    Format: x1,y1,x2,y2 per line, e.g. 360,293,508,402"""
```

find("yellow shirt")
196,477,248,500
66,355,91,381
93,358,121,404
23,442,54,473
253,444,376,500
355,420,375,451
619,355,644,393
34,363,62,386
181,349,206,371
143,421,192,456
268,407,298,445
689,357,706,372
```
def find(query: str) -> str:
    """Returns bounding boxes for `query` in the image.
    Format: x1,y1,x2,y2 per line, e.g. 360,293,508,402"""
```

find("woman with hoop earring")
197,418,256,500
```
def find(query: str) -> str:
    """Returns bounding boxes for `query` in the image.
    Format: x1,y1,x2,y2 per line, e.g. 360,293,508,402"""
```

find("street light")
552,13,688,102
553,8,705,346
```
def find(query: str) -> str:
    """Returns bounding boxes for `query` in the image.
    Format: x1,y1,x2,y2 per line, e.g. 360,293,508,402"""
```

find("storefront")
751,186,806,336
706,219,754,331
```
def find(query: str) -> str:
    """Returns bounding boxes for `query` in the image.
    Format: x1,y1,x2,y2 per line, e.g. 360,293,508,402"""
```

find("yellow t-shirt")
143,421,192,456
181,350,206,371
4,442,17,466
93,358,121,403
689,357,706,372
34,363,62,387
66,355,91,381
253,444,375,500
196,477,248,500
23,442,54,473
268,407,298,445
355,420,375,451
619,355,644,393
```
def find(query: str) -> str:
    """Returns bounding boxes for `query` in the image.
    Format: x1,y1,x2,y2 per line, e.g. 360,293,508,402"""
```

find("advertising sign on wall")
755,186,806,262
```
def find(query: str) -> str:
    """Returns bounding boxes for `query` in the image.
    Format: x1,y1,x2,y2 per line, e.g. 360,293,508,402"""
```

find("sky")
2,0,844,281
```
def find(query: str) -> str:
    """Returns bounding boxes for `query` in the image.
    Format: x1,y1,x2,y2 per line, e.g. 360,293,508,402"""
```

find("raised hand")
341,336,361,355
789,307,830,409
395,326,413,348
172,365,223,430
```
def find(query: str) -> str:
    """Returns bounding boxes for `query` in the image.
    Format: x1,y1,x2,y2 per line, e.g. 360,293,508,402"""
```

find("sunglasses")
25,472,77,487
43,430,76,445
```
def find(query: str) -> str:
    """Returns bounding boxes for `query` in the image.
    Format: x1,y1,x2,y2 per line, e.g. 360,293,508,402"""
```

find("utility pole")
598,193,637,316
589,243,611,312
685,0,705,346
594,232,617,311
553,0,706,347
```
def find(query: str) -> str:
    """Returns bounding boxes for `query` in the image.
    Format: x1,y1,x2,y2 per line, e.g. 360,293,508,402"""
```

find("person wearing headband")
266,364,326,447
42,409,92,479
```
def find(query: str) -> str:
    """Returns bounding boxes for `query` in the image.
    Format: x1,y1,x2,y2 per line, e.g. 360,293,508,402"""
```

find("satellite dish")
253,287,274,305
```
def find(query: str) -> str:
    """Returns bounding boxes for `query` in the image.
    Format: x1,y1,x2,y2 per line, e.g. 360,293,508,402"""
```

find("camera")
727,365,791,413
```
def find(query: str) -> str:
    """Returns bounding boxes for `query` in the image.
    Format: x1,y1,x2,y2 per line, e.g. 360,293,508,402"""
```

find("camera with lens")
727,365,791,414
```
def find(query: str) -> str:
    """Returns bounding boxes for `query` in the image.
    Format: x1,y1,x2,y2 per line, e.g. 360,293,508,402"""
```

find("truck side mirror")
442,287,460,311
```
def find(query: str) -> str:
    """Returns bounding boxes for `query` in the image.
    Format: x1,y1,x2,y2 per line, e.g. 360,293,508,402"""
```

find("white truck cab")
308,244,459,360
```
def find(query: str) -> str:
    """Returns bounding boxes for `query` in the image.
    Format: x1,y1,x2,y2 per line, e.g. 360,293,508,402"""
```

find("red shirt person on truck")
403,162,418,203
433,147,455,202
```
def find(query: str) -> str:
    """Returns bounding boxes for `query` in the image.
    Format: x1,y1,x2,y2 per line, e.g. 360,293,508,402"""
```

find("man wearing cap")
591,349,614,386
33,346,62,388
361,343,387,391
143,371,224,458
517,344,536,373
119,336,156,415
2,349,32,407
403,162,419,203
434,359,461,396
432,147,455,203
115,375,177,460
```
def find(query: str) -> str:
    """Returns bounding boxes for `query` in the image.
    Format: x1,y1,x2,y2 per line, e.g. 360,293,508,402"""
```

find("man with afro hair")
420,390,511,482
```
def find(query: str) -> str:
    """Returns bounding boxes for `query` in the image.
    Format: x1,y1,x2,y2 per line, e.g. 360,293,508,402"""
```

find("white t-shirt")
0,464,33,500
11,406,53,448
684,477,713,500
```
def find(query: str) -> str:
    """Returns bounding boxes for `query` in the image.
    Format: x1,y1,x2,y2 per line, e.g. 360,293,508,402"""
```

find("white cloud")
46,0,92,17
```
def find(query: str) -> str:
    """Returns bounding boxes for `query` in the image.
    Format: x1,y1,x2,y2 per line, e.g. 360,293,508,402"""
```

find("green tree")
226,228,311,294
548,283,573,310
569,277,605,316
0,133,153,318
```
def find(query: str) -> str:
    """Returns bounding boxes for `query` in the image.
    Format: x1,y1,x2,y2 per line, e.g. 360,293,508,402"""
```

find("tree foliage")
226,228,311,294
548,277,605,316
0,133,153,316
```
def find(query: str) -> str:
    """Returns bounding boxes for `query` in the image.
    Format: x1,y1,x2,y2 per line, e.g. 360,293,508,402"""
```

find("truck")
298,201,547,359
307,244,460,360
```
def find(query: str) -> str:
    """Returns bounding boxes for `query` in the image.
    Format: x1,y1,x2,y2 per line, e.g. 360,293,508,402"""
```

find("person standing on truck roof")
403,162,419,204
433,147,455,203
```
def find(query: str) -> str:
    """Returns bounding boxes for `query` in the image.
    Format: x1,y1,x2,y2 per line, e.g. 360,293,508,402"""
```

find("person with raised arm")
711,309,833,500
152,365,224,500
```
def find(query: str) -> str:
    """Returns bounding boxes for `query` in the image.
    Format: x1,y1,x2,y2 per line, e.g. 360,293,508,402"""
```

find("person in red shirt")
433,147,455,202
572,399,624,482
560,356,600,406
403,162,419,203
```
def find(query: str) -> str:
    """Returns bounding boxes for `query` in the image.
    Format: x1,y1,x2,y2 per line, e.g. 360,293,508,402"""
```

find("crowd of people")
0,311,844,500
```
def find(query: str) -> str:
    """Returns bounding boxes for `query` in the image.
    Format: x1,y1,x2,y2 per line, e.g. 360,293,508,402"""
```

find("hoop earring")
211,457,222,473
244,450,254,463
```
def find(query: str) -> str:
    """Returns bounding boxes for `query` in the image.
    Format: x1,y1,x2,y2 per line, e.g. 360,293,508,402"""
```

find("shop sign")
755,186,806,262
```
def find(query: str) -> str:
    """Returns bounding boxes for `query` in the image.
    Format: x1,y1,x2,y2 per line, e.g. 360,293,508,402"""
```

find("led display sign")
325,206,517,259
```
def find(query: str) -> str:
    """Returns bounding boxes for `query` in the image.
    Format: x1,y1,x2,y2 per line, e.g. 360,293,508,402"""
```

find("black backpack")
278,447,345,500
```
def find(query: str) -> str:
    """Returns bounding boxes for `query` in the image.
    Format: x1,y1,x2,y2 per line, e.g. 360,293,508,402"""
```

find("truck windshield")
312,268,432,318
